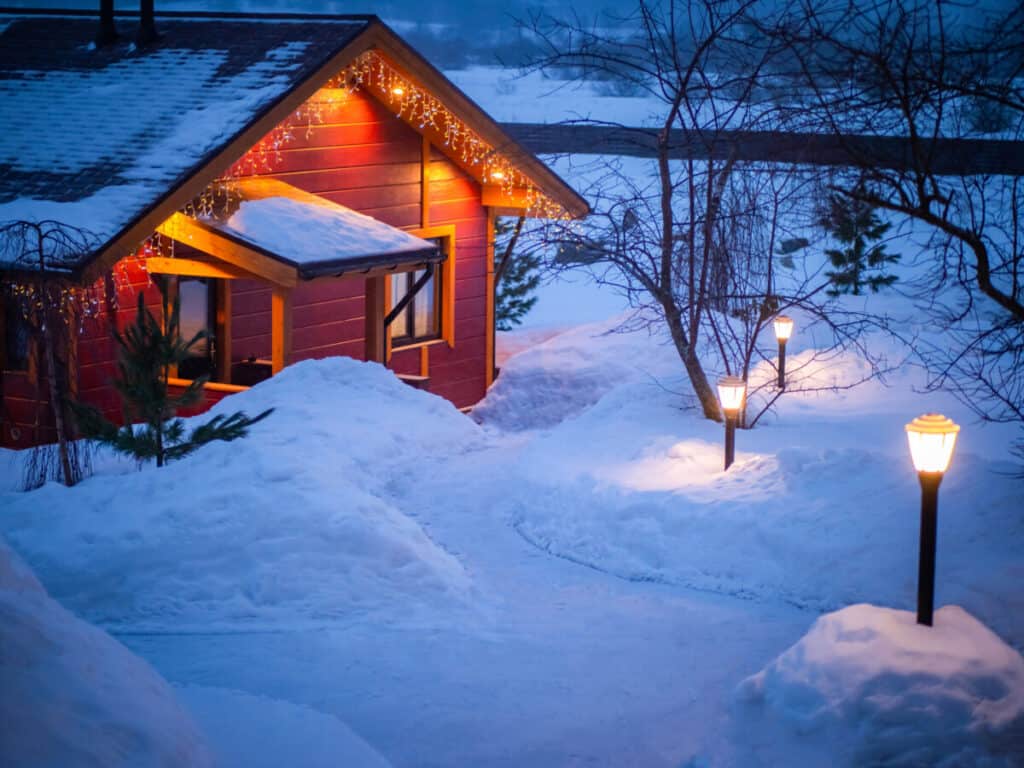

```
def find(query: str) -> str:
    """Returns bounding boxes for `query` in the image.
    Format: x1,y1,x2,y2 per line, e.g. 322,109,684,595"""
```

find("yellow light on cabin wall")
905,413,960,473
774,315,794,342
717,376,747,413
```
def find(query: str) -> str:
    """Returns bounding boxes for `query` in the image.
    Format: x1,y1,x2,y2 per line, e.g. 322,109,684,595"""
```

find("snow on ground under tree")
482,312,1024,644
0,536,212,767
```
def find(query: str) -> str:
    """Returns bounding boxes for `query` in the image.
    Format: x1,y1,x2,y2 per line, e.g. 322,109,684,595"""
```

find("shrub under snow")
0,536,211,767
735,603,1024,767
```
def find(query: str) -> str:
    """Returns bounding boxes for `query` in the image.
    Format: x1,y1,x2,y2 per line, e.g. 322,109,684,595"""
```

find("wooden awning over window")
155,177,441,284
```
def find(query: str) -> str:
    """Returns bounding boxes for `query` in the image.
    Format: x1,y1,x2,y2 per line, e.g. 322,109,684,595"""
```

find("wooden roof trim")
156,213,298,287
79,18,587,284
363,29,590,219
81,24,387,283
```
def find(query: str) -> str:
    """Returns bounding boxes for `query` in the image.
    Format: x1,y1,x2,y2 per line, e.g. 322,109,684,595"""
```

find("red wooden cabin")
0,10,587,449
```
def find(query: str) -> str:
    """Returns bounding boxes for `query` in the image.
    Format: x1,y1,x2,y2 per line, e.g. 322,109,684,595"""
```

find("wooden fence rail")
499,123,1024,176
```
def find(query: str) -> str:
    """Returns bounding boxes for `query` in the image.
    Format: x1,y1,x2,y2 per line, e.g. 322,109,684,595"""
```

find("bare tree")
520,0,886,423
1,220,99,488
772,0,1024,438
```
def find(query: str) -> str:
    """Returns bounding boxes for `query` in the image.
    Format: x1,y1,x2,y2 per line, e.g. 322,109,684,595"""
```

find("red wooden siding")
238,87,490,408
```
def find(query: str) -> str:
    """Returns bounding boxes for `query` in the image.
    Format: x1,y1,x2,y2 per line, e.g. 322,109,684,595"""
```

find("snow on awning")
196,179,440,280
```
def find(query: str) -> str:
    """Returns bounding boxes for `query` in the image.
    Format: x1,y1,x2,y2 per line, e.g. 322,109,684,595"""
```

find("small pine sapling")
494,215,542,330
72,282,271,466
820,192,900,296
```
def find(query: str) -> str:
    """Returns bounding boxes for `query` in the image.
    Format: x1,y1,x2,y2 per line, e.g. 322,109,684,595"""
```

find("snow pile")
0,357,479,631
219,196,435,268
734,604,1024,767
0,536,211,767
476,312,678,431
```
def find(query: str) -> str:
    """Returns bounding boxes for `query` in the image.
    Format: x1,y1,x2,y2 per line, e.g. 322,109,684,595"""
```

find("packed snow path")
122,438,811,767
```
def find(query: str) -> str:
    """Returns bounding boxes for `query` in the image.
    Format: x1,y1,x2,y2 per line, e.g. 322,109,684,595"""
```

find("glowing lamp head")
490,169,505,181
391,85,405,97
717,376,747,414
905,413,960,474
774,315,794,342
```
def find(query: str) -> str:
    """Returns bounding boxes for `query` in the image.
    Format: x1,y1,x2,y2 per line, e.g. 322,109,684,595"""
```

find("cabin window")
1,298,31,372
176,277,217,381
390,265,441,347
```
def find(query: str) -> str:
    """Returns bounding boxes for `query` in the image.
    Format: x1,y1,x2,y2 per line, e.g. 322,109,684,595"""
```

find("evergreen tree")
494,216,541,330
71,282,271,467
820,192,900,296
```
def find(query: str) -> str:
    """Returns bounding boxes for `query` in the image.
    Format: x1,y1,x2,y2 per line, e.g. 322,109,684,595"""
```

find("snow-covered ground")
2,62,1022,768
0,537,212,767
2,289,1022,764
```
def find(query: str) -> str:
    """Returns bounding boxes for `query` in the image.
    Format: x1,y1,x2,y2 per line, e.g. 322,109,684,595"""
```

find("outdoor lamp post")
773,315,794,389
717,376,747,471
905,413,960,627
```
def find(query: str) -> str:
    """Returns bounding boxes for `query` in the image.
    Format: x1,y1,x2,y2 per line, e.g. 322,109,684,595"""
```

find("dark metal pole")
724,412,736,471
916,471,943,626
778,340,787,389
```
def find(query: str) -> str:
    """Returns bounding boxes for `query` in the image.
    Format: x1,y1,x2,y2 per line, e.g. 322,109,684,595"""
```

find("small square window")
390,264,441,348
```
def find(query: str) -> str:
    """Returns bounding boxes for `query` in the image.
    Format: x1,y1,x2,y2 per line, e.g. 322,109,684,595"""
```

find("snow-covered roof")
198,183,439,279
0,13,370,271
0,11,588,278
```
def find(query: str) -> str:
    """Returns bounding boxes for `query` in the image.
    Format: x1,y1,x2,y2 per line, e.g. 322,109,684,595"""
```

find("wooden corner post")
271,286,292,374
485,208,497,387
365,276,387,363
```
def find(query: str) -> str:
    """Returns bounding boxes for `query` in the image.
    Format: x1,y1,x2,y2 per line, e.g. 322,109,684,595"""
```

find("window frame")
164,275,233,386
388,225,456,355
388,265,442,348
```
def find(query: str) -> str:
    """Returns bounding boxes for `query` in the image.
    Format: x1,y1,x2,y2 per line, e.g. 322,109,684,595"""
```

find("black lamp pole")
777,339,787,389
724,411,737,470
916,471,942,626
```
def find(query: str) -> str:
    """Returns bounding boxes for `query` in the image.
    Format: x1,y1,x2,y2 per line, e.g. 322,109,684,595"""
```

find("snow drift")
0,358,479,630
0,536,211,767
734,604,1024,767
484,315,1024,643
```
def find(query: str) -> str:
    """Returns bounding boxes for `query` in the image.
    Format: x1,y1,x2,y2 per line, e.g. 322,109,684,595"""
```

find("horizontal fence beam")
500,123,1024,176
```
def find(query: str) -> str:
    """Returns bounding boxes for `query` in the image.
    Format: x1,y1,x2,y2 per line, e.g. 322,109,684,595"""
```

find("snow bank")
0,536,211,767
734,604,1024,767
0,358,479,630
481,314,1024,643
179,686,392,768
476,312,677,431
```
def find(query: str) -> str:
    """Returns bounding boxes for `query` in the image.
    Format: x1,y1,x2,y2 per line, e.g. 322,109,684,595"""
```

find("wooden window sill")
166,377,250,394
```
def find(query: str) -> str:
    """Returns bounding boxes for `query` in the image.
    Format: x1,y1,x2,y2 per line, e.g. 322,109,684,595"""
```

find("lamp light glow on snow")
717,376,746,414
773,315,794,342
906,413,960,473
